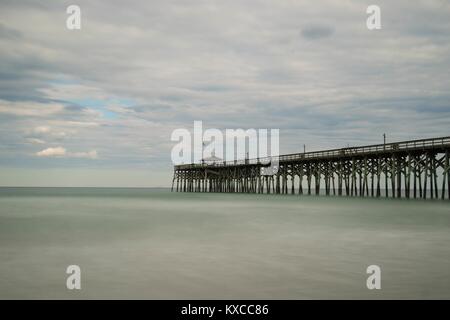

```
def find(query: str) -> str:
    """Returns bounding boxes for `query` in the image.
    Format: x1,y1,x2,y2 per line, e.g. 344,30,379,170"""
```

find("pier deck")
173,136,450,200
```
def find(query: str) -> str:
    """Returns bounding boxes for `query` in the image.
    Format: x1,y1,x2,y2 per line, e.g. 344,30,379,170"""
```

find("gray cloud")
301,25,334,39
0,0,449,186
0,23,22,40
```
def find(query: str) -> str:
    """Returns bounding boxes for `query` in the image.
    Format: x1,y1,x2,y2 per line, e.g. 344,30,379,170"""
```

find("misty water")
0,187,449,299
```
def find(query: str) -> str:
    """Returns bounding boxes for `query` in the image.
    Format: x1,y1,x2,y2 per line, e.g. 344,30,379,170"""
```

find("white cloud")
0,100,64,117
30,126,72,139
34,126,51,134
71,150,98,159
60,121,99,128
39,84,108,101
36,147,66,157
35,147,98,159
26,138,45,145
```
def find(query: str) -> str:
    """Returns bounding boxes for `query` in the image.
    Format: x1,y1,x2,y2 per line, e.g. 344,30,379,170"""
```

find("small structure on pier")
172,136,450,200
201,151,222,165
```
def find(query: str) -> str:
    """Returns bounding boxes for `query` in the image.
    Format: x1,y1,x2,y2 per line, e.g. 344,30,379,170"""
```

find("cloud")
35,147,98,159
27,138,45,144
0,0,450,186
0,22,22,40
301,25,334,40
0,100,64,117
38,84,108,101
36,147,66,157
70,150,98,159
34,126,51,134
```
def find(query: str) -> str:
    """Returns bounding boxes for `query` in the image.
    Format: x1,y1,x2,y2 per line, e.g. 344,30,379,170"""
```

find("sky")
0,0,449,187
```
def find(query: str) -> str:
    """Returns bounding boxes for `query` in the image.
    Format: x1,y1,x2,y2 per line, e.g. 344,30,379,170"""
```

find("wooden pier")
172,136,450,200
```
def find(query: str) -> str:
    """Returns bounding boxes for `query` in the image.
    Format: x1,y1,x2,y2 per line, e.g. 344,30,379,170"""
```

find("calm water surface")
0,187,449,299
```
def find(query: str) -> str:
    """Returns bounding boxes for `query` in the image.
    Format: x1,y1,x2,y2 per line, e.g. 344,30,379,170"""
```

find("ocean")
0,187,449,299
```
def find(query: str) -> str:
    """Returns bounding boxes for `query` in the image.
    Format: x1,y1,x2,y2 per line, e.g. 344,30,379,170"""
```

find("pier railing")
175,136,450,169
